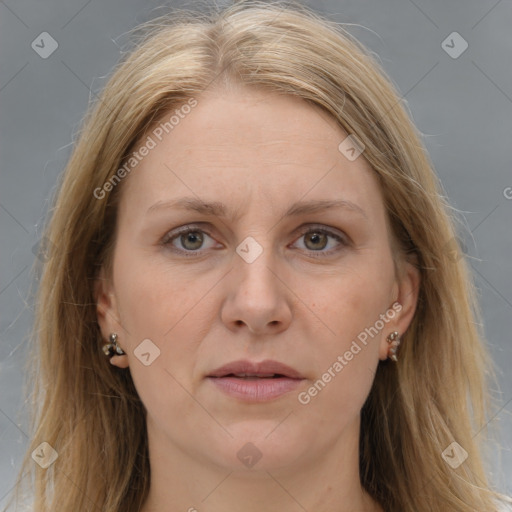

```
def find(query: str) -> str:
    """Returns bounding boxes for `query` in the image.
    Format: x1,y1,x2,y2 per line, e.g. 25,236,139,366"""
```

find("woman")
5,1,511,511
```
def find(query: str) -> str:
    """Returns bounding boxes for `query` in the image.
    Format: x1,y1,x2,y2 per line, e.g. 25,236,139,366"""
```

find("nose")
220,245,293,336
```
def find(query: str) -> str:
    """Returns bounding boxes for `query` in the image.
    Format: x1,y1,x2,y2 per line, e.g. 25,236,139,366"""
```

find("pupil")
306,232,327,250
182,231,203,250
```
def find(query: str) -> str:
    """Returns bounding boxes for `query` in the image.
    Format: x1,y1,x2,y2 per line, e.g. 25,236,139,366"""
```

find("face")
96,85,419,473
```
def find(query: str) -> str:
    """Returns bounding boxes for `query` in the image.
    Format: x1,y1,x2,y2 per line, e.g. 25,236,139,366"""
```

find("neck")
140,415,382,512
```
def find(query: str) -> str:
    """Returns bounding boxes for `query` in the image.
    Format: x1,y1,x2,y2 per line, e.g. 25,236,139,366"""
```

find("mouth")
208,359,304,379
207,360,305,402
218,373,291,379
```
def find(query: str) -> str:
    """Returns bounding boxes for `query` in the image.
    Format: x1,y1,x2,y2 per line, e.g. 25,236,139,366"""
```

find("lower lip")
207,376,304,402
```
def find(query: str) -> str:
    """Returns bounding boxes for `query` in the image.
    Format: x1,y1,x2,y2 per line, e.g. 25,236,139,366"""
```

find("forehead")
119,87,385,222
167,87,355,166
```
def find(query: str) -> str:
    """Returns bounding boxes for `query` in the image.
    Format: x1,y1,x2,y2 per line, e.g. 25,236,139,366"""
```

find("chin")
212,422,309,473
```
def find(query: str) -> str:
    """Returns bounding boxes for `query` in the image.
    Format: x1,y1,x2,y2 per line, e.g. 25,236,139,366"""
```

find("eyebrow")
146,196,367,220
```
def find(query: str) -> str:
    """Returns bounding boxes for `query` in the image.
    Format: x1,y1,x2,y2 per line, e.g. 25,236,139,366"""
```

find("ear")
378,259,421,361
94,268,129,368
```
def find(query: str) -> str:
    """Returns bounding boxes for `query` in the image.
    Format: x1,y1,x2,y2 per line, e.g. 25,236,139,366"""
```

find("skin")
96,84,419,512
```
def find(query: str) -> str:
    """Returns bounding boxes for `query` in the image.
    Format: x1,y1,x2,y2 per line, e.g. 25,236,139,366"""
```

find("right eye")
161,225,221,256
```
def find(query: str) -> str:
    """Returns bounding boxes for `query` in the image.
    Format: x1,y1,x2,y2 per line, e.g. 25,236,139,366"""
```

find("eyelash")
161,224,348,258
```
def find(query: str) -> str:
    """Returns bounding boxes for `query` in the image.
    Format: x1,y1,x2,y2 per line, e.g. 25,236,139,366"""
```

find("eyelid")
160,222,212,245
294,223,348,242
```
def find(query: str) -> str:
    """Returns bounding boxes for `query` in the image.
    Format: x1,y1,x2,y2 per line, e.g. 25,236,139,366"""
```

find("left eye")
291,227,346,255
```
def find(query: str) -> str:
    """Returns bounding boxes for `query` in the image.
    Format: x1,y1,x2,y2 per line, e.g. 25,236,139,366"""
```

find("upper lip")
207,359,304,379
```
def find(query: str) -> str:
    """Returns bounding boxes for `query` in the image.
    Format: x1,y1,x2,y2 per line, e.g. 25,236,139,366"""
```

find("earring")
386,331,400,362
102,333,126,357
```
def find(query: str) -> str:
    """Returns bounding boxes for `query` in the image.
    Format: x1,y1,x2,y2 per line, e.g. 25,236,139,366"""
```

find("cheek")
302,252,395,398
110,247,221,409
312,253,395,342
111,253,213,423
113,246,211,339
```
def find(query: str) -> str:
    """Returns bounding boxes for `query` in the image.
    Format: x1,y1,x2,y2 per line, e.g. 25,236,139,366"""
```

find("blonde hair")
5,1,511,510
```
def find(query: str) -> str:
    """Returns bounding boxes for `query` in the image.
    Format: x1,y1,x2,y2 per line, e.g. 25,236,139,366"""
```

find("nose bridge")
220,176,296,323
221,231,292,334
230,189,289,293
233,232,280,301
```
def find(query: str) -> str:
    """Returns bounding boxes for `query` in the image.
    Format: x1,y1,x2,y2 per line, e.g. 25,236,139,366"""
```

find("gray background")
1,0,511,505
